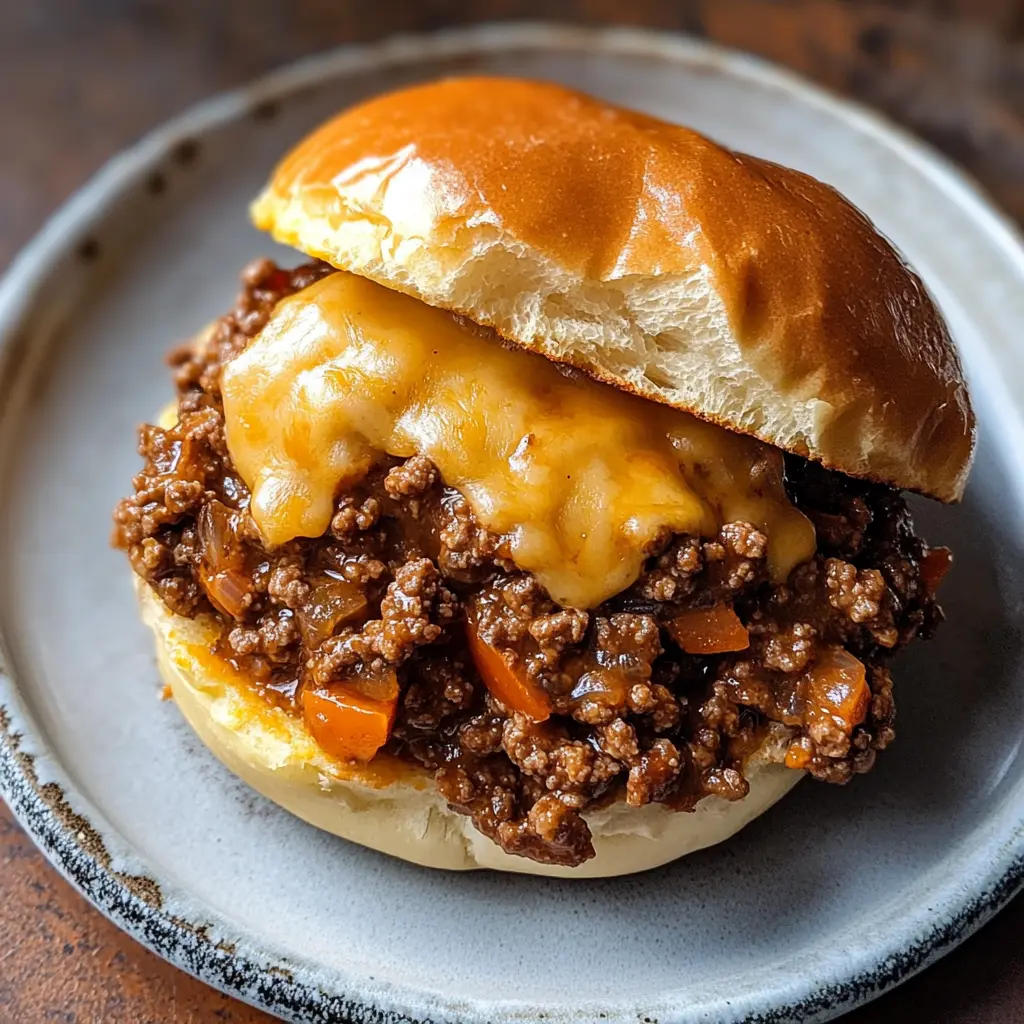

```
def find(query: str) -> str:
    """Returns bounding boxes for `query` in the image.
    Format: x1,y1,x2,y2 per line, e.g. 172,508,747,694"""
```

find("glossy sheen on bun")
139,580,800,877
252,76,975,502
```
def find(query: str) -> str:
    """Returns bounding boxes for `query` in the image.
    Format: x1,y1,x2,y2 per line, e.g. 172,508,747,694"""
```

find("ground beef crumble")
113,260,948,868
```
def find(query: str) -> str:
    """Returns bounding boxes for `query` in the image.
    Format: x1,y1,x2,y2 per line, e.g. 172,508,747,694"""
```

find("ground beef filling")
113,260,947,868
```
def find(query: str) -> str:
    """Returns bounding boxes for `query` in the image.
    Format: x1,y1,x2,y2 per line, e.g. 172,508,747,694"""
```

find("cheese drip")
221,273,815,608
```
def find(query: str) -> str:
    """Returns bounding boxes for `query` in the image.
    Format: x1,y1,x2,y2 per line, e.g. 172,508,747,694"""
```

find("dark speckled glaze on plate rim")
4,698,1024,1024
1,23,1024,1024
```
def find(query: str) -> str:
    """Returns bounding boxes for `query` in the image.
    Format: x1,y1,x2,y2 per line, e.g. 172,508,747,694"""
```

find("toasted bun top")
252,76,975,501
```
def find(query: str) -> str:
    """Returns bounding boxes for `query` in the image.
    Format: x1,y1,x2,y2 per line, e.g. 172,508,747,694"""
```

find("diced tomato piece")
668,604,750,655
804,648,870,736
920,546,952,596
466,625,551,722
784,743,813,770
302,682,397,762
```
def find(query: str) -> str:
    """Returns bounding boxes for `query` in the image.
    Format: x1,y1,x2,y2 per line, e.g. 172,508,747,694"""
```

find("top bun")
252,76,975,501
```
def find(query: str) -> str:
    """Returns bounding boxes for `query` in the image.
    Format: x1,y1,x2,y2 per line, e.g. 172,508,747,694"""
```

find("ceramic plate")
1,23,1023,1024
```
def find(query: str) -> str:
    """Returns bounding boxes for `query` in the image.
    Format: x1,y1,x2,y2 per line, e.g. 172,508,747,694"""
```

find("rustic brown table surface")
3,2,1024,1021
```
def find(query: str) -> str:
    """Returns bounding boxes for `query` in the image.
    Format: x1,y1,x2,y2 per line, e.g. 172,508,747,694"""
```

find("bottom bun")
139,579,802,877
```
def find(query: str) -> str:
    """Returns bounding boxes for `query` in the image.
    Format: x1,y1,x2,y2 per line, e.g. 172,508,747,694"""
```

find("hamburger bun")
253,76,975,502
139,576,800,878
130,79,974,876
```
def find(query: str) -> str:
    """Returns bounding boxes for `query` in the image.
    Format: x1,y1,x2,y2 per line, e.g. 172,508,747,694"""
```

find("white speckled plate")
1,23,1023,1024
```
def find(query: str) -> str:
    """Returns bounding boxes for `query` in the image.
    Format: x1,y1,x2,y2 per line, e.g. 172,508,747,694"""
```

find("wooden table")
2,2,1024,1020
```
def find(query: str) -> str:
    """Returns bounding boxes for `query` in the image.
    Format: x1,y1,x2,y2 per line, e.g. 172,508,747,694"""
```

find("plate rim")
2,20,1024,1024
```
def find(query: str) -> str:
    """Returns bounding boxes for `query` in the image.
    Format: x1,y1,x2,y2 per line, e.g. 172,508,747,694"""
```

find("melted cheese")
221,273,815,608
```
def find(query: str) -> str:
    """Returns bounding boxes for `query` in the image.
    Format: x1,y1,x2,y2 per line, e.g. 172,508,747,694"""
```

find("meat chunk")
384,456,438,498
502,713,622,802
307,558,455,683
496,795,596,867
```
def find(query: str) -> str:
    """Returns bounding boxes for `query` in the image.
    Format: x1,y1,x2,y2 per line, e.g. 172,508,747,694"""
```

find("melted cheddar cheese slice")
221,272,815,608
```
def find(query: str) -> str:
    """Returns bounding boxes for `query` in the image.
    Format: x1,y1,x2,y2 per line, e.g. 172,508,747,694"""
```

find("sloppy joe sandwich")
113,77,975,876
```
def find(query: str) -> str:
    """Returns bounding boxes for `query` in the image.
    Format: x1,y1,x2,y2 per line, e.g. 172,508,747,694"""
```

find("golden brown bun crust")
253,76,975,501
